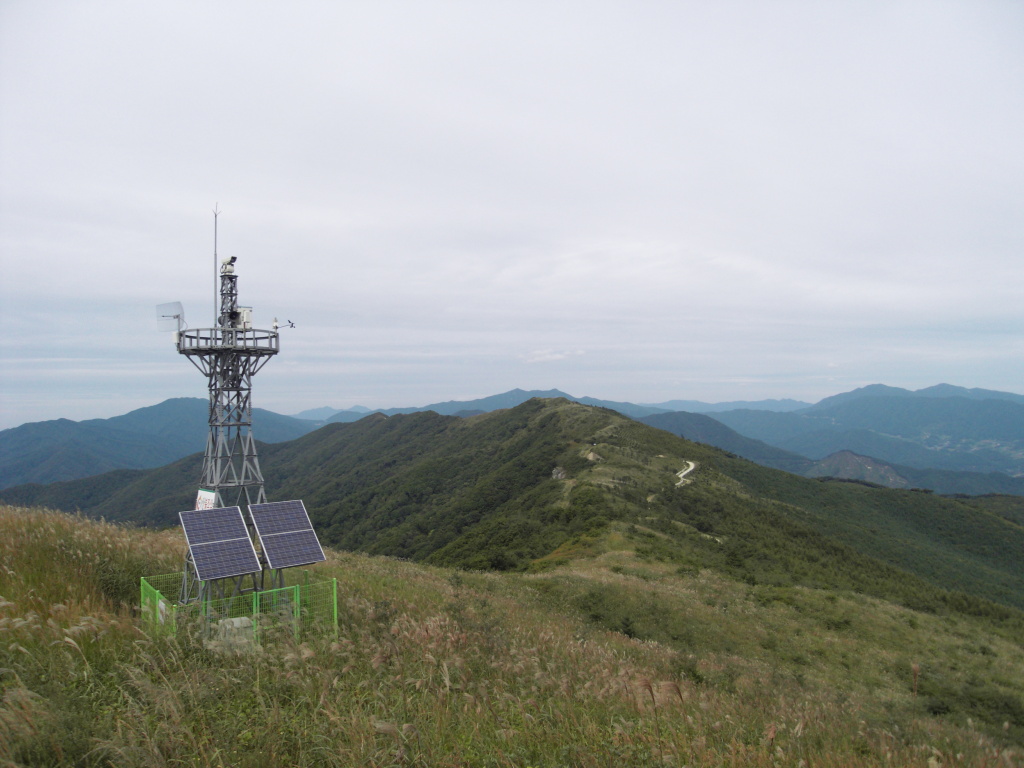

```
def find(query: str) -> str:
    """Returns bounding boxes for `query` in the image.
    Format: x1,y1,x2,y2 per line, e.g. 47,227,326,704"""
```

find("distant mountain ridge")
292,405,370,421
0,398,318,489
808,383,1024,410
296,391,812,422
713,388,1024,479
643,397,811,413
640,409,1024,496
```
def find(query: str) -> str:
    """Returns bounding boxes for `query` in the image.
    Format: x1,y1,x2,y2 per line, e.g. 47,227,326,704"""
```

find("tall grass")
0,505,1020,766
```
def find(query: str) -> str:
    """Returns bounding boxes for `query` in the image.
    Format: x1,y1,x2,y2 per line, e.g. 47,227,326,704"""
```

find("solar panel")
248,500,326,570
180,506,261,581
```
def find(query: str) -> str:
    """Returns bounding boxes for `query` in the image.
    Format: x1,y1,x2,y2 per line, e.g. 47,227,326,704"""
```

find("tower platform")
178,327,279,355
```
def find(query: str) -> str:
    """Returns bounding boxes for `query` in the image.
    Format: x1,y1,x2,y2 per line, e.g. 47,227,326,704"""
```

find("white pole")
213,204,220,326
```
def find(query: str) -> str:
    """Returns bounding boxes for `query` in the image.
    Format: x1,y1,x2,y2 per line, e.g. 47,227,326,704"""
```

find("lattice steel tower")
178,256,279,510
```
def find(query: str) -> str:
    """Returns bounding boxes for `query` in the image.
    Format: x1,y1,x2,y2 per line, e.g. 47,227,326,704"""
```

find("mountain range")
5,383,1024,496
4,397,1022,617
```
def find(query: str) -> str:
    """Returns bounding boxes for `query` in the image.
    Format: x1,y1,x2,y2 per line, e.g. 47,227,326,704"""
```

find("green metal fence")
140,572,338,642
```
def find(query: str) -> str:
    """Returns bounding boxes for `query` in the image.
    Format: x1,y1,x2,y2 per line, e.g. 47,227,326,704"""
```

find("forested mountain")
0,398,317,489
4,398,1022,615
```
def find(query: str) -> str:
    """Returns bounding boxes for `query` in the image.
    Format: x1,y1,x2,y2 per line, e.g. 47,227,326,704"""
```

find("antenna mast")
212,204,220,326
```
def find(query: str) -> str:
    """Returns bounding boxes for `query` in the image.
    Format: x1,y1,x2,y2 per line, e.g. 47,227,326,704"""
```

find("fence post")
252,589,260,645
332,578,338,636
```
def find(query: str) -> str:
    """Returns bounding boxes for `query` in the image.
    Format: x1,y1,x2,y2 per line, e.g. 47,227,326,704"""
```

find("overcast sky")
1,1,1022,430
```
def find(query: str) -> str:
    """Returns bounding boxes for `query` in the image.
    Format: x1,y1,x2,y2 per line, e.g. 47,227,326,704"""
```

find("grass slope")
720,461,1024,612
1,505,1021,766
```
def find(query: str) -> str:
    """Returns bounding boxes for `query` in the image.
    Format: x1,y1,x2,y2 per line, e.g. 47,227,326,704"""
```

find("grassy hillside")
1,504,1021,766
964,494,1024,527
720,461,1024,612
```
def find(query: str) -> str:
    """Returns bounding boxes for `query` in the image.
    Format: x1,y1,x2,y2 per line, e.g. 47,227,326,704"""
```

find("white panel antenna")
156,302,186,332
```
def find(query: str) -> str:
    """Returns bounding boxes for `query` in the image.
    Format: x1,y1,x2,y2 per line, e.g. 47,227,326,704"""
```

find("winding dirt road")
676,461,696,486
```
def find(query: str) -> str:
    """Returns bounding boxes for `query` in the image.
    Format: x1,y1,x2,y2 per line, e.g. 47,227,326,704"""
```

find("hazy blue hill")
294,406,343,420
0,420,177,489
916,383,1024,404
806,383,918,409
317,391,803,423
0,398,317,489
323,388,668,421
639,410,812,473
321,389,580,422
776,427,1005,471
713,390,1024,478
646,398,811,412
0,459,201,527
644,411,1024,495
807,383,1024,410
326,409,378,423
810,396,1024,443
382,388,575,416
792,398,1024,476
571,396,667,418
708,408,820,443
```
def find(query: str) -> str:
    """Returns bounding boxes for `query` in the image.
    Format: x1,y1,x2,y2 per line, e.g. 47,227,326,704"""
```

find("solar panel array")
248,500,326,570
179,506,261,581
